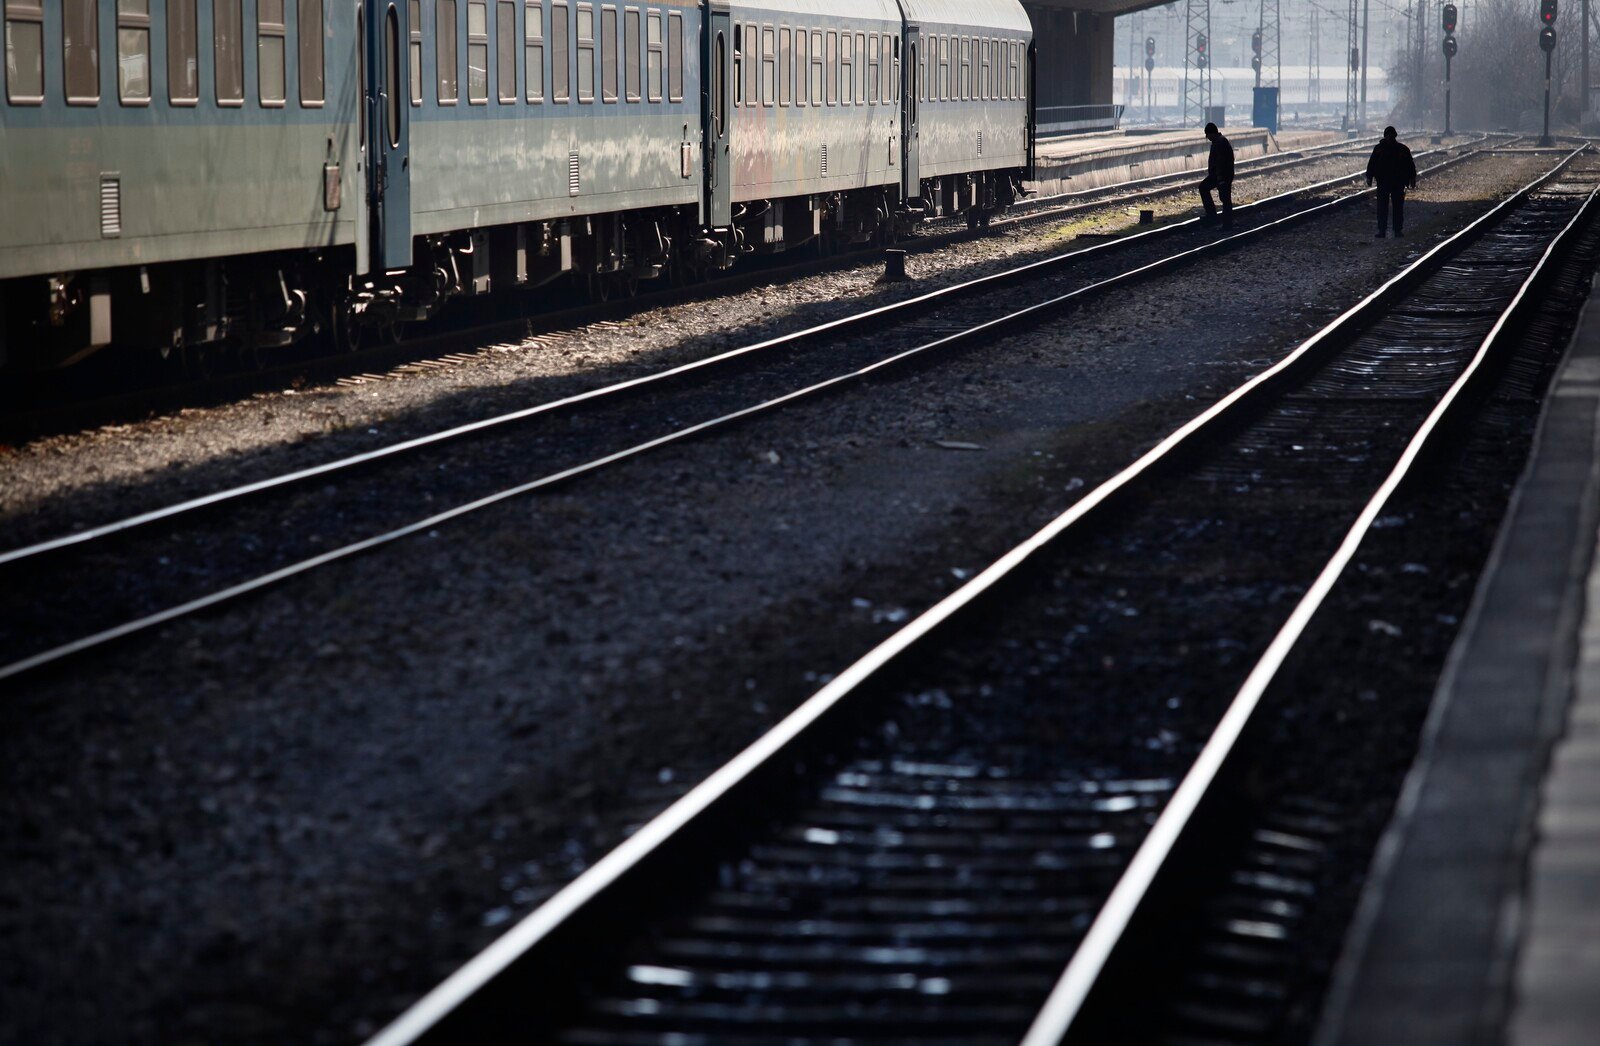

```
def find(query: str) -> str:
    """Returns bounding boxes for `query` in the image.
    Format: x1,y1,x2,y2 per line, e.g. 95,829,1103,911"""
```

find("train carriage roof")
728,0,903,24
894,0,1032,34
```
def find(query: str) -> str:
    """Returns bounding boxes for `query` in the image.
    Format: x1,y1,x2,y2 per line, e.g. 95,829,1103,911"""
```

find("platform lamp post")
1442,4,1457,136
1542,0,1559,147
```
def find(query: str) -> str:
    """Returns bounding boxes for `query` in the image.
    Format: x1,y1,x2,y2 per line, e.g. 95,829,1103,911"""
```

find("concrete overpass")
1025,0,1165,110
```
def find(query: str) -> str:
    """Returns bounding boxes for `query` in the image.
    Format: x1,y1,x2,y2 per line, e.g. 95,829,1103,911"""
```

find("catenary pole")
1359,0,1371,129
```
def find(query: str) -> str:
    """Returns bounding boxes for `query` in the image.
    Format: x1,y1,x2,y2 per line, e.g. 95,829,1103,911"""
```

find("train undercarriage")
0,169,1023,376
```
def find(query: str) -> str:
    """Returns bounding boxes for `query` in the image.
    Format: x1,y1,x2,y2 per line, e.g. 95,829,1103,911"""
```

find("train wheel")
332,299,362,354
587,273,612,303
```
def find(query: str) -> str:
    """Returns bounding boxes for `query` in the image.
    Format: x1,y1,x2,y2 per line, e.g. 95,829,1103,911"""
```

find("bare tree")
1390,0,1580,131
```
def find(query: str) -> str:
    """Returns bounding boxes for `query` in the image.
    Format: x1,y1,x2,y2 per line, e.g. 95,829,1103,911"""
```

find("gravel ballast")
0,148,1554,1045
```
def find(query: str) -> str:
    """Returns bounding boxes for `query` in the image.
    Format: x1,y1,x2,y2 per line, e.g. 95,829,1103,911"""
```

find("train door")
365,0,413,269
901,25,920,200
1026,38,1038,179
703,1,732,228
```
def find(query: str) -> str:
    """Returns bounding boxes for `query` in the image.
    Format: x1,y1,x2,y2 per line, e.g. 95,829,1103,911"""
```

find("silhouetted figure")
1198,123,1235,227
1366,126,1418,238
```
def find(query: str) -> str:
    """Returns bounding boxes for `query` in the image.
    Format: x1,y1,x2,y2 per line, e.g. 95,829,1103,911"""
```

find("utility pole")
1345,0,1360,130
1584,0,1590,119
1310,9,1321,105
1417,0,1427,124
1360,0,1371,129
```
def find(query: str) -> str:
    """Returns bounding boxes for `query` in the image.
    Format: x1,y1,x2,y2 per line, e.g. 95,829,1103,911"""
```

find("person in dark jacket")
1366,126,1418,238
1198,122,1235,226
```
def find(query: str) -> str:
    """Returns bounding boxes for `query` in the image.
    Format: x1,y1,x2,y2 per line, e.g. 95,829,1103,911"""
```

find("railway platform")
1315,272,1600,1045
1028,126,1343,195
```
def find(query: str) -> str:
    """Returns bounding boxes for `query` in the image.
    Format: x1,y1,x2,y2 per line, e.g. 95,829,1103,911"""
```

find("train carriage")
0,0,1035,372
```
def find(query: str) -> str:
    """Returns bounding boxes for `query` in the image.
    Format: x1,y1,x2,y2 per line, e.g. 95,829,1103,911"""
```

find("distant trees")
1389,0,1587,131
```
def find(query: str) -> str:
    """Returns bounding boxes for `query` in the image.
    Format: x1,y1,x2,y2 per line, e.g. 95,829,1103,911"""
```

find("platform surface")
1313,275,1600,1044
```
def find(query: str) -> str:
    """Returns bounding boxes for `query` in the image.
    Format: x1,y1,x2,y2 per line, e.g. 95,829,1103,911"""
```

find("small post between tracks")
883,248,908,281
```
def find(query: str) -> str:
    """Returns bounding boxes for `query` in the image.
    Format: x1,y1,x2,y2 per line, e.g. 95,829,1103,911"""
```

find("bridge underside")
1024,0,1163,110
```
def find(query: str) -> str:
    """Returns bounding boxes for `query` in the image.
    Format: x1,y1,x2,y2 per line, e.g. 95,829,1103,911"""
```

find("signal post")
1542,0,1559,146
1442,4,1457,136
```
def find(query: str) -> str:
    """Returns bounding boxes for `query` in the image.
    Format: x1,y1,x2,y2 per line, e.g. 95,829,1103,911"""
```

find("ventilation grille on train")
820,143,828,176
568,151,581,196
977,130,984,156
99,175,121,238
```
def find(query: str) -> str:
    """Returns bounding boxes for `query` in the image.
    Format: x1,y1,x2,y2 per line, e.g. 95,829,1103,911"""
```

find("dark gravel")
0,151,1556,1045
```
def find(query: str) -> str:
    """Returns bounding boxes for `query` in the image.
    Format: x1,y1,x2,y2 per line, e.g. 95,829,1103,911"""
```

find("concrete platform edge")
1312,273,1600,1046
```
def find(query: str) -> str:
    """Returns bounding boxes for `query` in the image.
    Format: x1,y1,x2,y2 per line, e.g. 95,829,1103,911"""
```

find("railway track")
0,133,1482,443
356,148,1600,1044
0,140,1518,683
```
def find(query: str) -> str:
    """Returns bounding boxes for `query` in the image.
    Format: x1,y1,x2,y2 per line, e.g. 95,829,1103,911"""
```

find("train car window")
298,0,323,105
525,1,544,101
837,32,850,106
574,3,592,101
881,31,890,104
167,0,198,104
553,1,569,100
625,8,639,101
255,0,285,105
791,26,802,107
60,1,97,104
386,5,401,142
711,28,723,133
808,29,819,106
409,1,422,104
865,32,877,105
824,29,835,105
117,0,151,105
357,4,365,141
755,25,768,107
644,10,659,102
599,5,615,101
667,10,681,101
854,31,864,104
4,1,43,104
775,26,786,106
891,35,898,103
214,0,242,104
745,21,756,105
437,0,458,103
497,1,516,101
467,0,488,103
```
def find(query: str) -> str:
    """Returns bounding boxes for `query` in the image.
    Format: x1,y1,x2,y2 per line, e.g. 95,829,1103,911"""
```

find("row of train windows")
728,24,1022,111
731,23,897,109
0,1,686,108
918,33,1024,104
3,1,323,106
422,1,684,106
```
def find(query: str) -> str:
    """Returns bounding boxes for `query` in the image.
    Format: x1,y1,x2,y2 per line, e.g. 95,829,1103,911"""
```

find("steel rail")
1020,154,1600,1045
0,147,1494,685
0,141,1479,572
360,147,1591,1046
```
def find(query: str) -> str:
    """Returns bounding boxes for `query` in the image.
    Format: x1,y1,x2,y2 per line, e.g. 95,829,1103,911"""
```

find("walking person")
1366,126,1418,238
1198,122,1235,227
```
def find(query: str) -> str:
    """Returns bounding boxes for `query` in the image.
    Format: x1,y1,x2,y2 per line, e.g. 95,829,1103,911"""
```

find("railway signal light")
1541,25,1558,51
1196,33,1208,69
1251,30,1262,56
1442,3,1457,33
1350,46,1360,71
1443,35,1458,58
1145,36,1156,58
1541,0,1557,25
1252,56,1262,73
